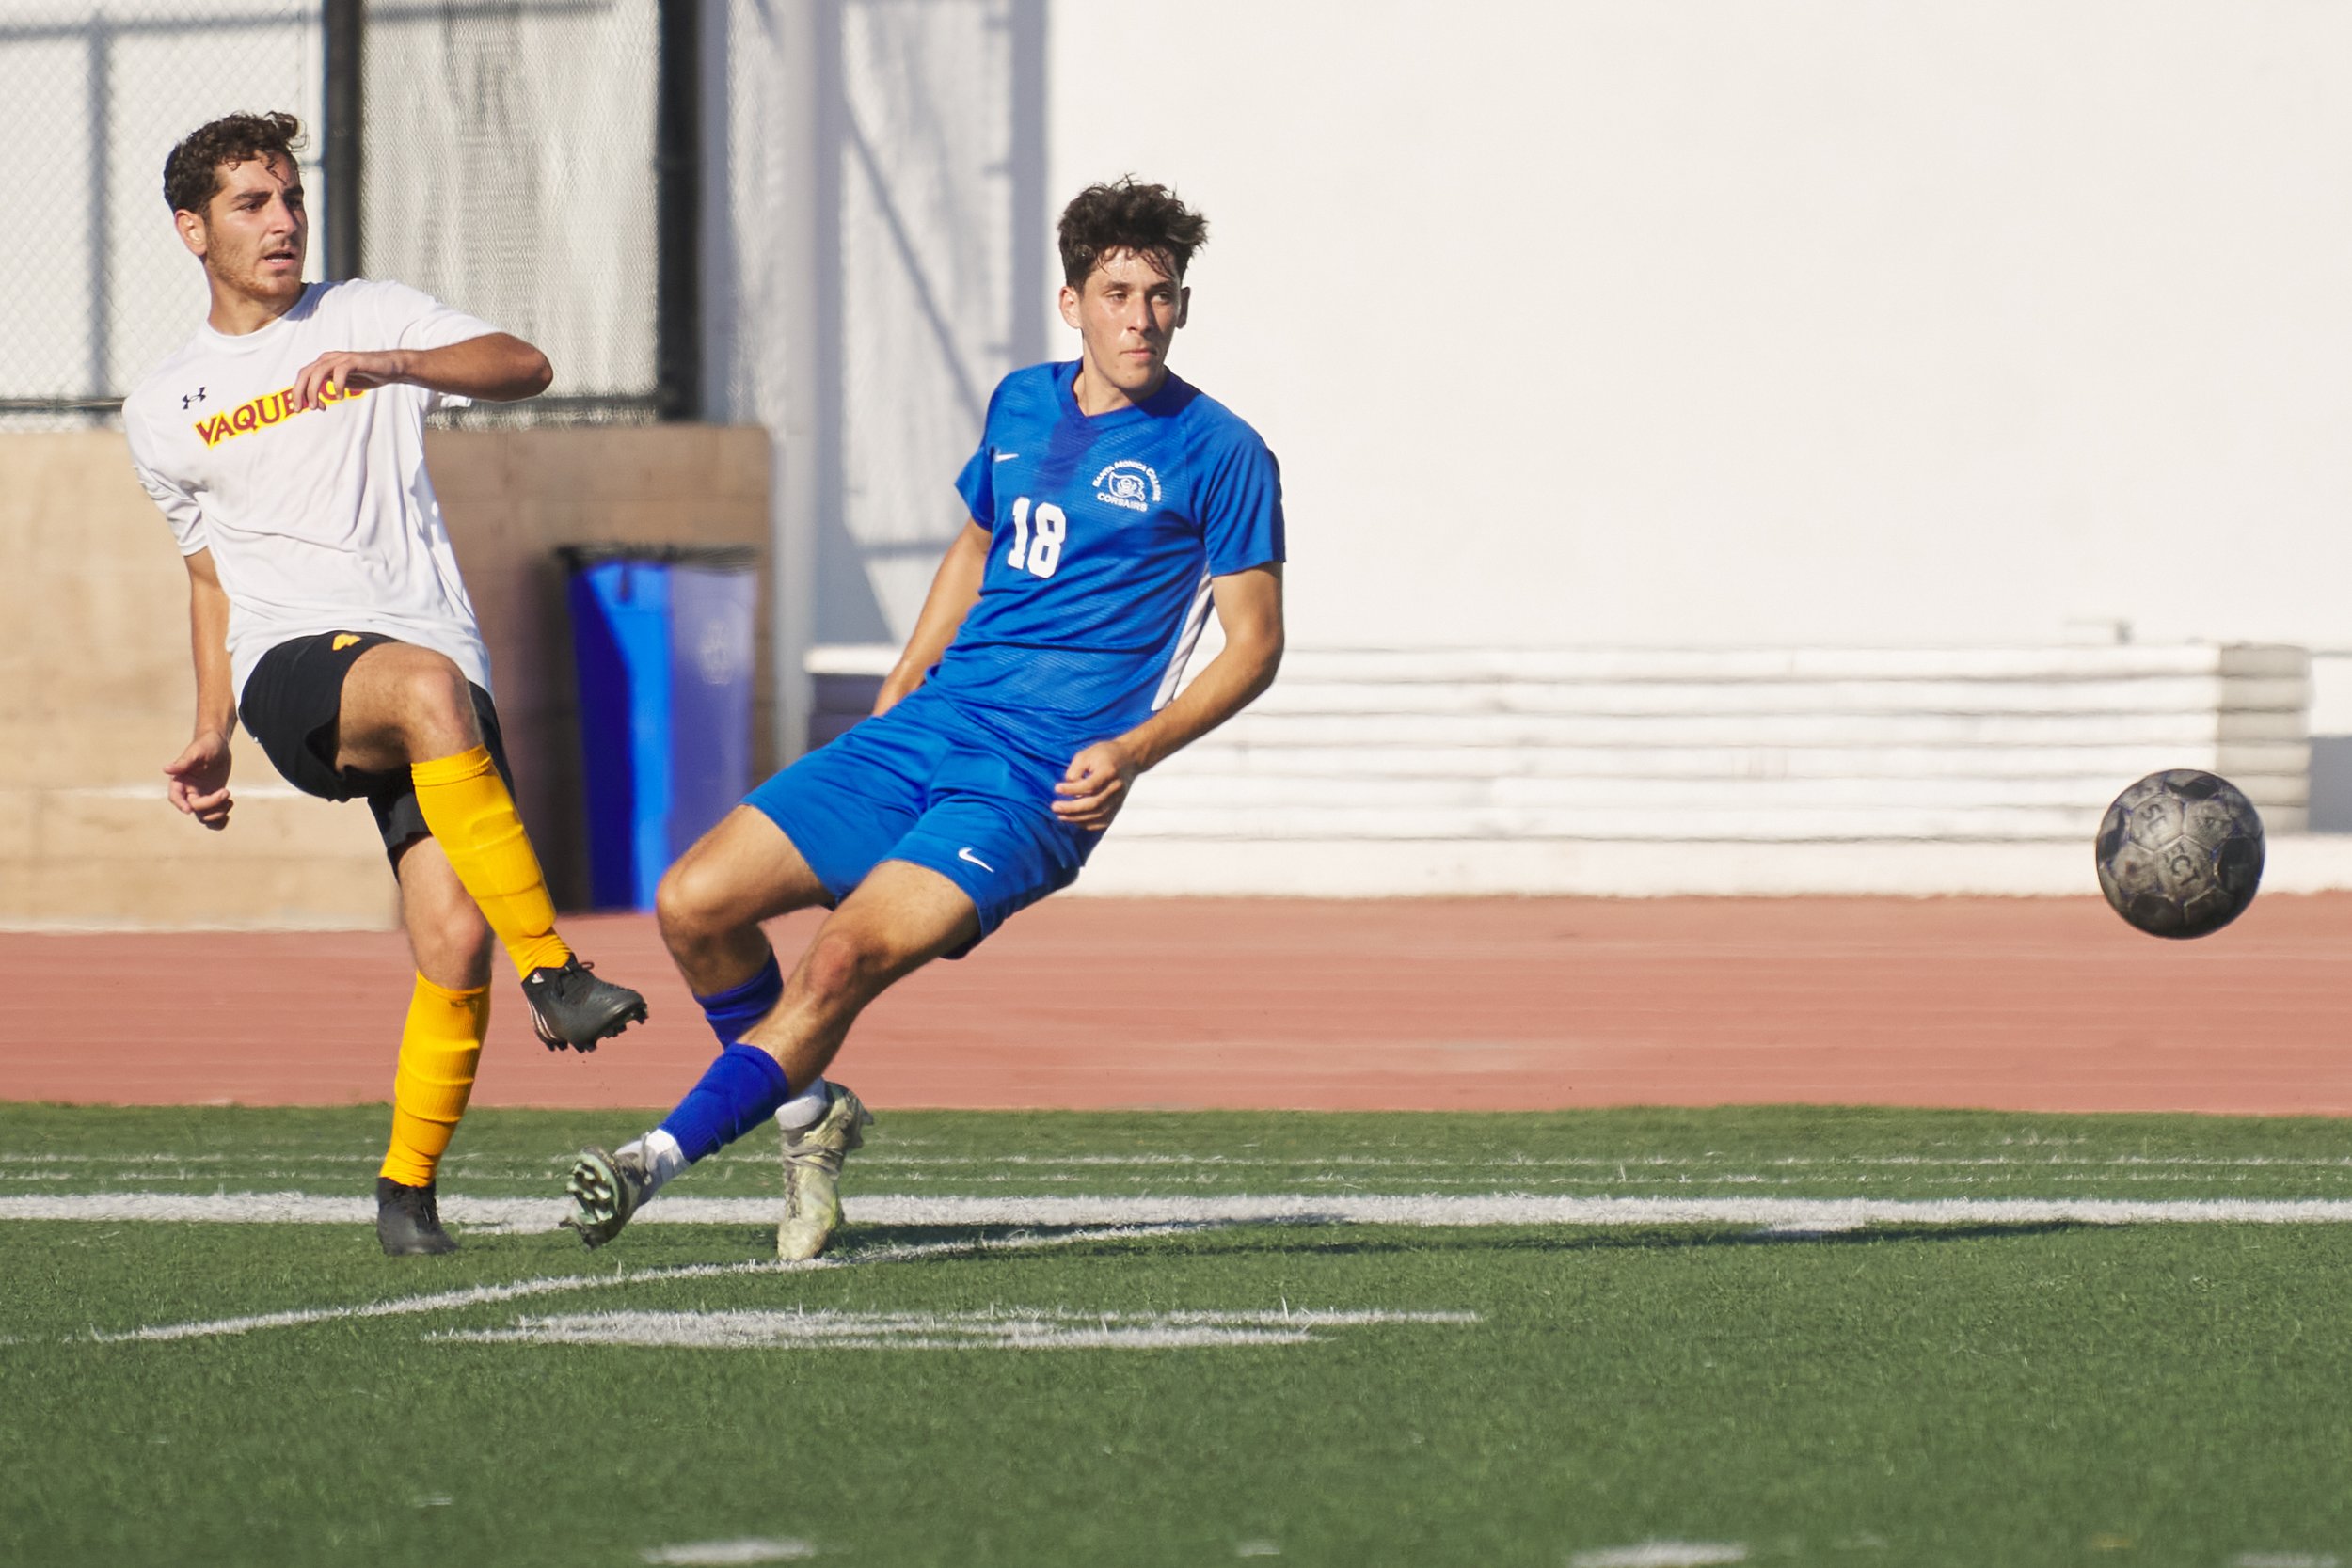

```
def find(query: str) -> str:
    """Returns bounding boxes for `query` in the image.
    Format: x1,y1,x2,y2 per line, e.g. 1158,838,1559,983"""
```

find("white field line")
1571,1544,1749,1568
0,1152,379,1164
858,1151,2352,1172
438,1306,1480,1352
642,1540,817,1566
19,1192,2352,1230
83,1223,1214,1345
716,1170,2352,1191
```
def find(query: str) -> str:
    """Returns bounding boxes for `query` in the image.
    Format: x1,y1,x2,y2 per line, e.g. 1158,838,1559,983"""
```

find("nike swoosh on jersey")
993,451,1019,462
957,847,994,872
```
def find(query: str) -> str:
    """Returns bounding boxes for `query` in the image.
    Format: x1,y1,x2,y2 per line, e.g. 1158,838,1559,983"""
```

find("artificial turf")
5,1105,2352,1566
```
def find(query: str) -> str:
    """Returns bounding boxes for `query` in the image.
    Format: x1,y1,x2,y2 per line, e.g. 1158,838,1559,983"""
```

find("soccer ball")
2093,769,2265,939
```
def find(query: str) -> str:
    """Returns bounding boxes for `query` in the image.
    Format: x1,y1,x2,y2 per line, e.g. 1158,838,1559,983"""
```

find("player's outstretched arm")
875,518,993,716
1055,563,1284,831
291,332,554,411
164,548,236,831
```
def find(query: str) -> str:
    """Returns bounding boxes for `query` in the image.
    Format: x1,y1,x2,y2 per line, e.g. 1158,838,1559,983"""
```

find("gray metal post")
1007,0,1049,367
696,0,733,420
323,0,363,280
774,0,844,765
86,21,111,408
656,0,701,420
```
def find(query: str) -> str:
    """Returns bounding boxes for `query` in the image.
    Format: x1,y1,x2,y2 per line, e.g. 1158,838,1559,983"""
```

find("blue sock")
695,951,783,1048
657,1044,793,1164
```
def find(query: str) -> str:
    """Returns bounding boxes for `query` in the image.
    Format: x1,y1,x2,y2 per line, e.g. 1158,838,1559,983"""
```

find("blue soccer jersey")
937,360,1285,768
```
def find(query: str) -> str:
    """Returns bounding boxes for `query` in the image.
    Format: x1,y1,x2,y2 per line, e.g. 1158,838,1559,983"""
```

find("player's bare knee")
396,653,479,758
409,897,493,989
656,859,725,950
797,929,887,1011
442,929,494,990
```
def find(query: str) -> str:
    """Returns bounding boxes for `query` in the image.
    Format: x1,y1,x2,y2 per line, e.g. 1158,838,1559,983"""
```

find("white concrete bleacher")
803,643,2352,896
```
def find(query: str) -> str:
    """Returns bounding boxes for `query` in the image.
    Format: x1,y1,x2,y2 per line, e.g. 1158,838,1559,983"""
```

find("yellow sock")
410,745,573,978
379,974,489,1189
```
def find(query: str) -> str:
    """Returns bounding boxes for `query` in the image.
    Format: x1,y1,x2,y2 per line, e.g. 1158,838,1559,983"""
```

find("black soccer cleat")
521,958,648,1052
375,1177,458,1257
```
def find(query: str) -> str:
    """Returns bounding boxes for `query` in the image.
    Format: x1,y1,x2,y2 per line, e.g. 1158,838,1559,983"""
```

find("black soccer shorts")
237,630,516,862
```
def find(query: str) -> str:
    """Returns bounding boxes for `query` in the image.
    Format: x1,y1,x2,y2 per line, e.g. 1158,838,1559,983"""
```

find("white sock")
622,1128,688,1203
775,1079,832,1132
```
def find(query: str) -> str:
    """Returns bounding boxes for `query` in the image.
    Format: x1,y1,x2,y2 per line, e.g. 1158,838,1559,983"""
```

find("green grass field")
8,1104,2352,1567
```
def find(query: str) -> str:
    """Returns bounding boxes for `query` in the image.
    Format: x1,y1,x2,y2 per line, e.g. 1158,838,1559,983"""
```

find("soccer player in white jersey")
563,179,1286,1259
122,112,648,1256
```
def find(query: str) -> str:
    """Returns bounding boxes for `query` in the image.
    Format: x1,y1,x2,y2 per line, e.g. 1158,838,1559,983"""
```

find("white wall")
712,0,1048,758
1047,1,2352,654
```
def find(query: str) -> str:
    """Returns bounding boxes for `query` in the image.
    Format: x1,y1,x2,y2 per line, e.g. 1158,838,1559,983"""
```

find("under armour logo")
181,386,207,409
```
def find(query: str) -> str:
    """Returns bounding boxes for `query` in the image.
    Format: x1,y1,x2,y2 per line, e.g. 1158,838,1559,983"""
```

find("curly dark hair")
1057,178,1208,287
163,111,305,216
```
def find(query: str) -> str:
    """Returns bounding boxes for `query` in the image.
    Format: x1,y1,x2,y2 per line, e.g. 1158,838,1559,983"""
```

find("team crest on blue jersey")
1091,459,1161,513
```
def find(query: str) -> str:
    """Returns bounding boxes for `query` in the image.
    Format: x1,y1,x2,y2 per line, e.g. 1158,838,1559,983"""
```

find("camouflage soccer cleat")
522,958,647,1052
375,1176,458,1257
561,1145,651,1249
775,1085,873,1261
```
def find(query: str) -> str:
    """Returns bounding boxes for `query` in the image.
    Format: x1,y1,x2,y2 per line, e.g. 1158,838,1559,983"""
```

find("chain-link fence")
1,0,322,426
364,0,667,425
2,0,675,430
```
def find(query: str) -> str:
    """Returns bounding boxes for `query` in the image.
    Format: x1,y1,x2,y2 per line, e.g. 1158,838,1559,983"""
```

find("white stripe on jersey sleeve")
1150,571,1217,711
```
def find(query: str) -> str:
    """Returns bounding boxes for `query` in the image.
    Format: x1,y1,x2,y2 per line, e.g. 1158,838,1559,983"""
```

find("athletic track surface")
4,895,2348,1115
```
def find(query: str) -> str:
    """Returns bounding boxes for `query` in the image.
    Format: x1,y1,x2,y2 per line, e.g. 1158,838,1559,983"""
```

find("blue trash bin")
560,545,758,910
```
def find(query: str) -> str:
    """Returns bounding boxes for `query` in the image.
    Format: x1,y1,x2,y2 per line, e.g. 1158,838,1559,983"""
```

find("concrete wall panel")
1,425,771,929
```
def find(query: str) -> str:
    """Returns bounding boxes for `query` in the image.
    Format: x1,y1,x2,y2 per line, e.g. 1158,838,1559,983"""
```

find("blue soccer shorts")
743,688,1099,955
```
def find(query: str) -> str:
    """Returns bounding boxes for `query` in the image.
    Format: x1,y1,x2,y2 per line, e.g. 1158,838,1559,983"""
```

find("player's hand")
165,730,234,831
1053,739,1140,832
291,349,408,411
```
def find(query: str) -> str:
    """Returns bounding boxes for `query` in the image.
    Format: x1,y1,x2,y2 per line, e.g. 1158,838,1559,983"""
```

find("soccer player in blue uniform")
563,179,1285,1258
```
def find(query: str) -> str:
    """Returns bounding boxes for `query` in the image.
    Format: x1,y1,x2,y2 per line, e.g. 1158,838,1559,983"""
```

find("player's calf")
373,972,485,1255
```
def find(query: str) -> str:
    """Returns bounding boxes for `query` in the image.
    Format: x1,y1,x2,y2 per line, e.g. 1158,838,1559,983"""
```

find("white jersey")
123,278,500,701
